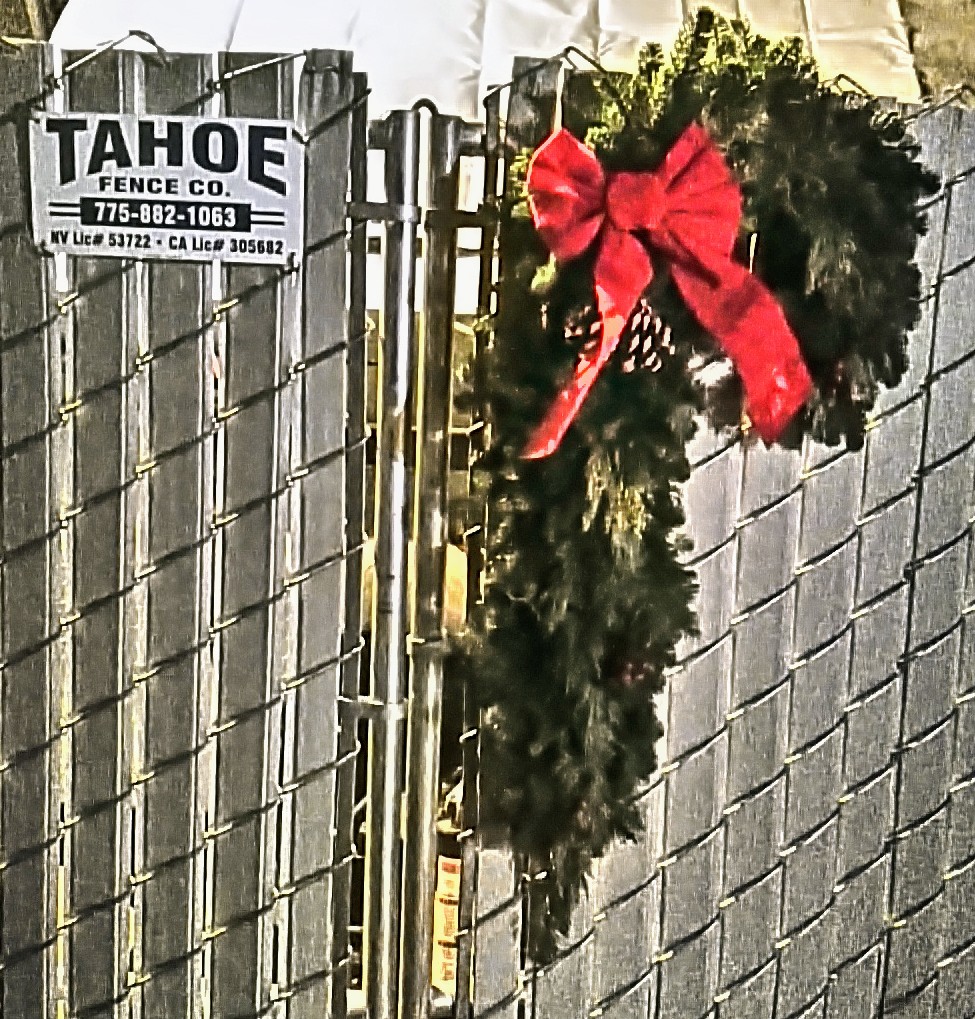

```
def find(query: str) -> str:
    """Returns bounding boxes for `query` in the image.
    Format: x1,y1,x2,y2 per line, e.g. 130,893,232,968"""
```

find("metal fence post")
364,107,422,1019
399,112,465,1019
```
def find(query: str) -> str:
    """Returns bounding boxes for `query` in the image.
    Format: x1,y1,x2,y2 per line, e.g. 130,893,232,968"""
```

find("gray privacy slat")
797,451,863,564
861,398,923,513
682,442,741,555
718,867,783,991
723,778,786,893
916,446,975,559
836,770,895,881
286,52,357,1019
678,442,738,662
876,109,959,411
793,541,857,654
1,763,51,1002
896,720,953,832
909,541,967,650
206,52,293,1019
472,849,523,1011
789,998,828,1019
825,945,882,1019
725,347,800,1003
895,132,972,1018
731,588,795,705
855,493,915,607
884,895,943,1004
718,962,776,1019
930,107,975,376
782,820,838,932
657,924,720,1019
726,683,789,802
776,912,831,1017
664,737,727,850
590,784,663,984
849,587,908,698
469,55,562,1013
891,809,947,918
591,883,658,1005
789,633,851,750
923,354,975,466
0,42,56,1019
137,53,212,1019
843,679,901,792
784,728,843,844
60,48,129,1019
937,939,975,1018
957,647,975,766
666,634,731,759
962,542,975,722
830,856,890,967
904,629,959,738
734,492,801,613
942,858,975,957
532,938,595,1019
661,830,724,944
4,435,54,551
0,16,52,476
739,441,802,517
595,981,654,1019
682,539,735,651
953,701,975,786
330,68,367,1014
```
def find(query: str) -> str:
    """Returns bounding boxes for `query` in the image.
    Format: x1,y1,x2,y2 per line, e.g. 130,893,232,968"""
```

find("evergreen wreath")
450,9,939,963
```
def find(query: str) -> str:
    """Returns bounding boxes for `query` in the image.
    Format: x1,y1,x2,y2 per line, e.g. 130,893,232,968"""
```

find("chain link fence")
0,41,373,1019
2,34,975,1019
460,60,975,1019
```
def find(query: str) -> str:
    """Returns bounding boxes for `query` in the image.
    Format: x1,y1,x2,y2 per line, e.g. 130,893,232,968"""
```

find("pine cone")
563,297,677,377
616,298,676,374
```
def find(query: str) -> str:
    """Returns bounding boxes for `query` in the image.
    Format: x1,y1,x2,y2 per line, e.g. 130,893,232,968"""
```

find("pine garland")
450,9,938,964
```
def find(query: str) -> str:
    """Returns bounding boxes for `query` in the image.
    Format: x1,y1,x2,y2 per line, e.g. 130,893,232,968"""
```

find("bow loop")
528,129,606,262
522,124,813,459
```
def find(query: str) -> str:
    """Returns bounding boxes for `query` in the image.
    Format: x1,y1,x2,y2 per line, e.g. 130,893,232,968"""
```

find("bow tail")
522,232,653,459
521,301,626,459
673,261,813,442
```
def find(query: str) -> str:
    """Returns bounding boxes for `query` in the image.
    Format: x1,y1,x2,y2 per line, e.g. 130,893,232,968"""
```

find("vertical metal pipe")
399,113,463,1019
364,108,422,1019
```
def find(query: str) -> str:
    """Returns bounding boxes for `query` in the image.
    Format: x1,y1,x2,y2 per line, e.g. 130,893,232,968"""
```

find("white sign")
29,113,304,264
